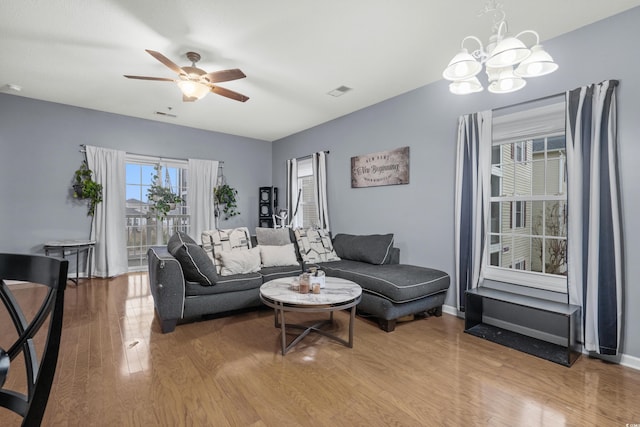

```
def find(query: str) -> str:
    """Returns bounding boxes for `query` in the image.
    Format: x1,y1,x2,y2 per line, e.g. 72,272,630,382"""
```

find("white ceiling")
1,0,639,142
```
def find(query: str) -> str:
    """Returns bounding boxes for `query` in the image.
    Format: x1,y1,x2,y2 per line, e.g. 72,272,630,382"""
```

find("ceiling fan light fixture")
126,50,249,102
177,80,210,100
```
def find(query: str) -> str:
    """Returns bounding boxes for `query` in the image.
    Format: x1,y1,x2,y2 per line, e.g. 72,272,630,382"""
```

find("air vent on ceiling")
327,86,352,97
155,110,177,118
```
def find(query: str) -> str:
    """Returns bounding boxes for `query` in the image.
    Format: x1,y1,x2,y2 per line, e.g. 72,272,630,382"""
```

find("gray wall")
0,95,271,254
272,7,640,359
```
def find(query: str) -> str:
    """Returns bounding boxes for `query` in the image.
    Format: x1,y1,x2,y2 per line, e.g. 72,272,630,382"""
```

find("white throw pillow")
259,244,299,267
218,247,261,276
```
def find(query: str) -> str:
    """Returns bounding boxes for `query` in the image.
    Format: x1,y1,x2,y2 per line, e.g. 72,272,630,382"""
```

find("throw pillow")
332,233,395,265
218,247,261,276
167,232,218,285
259,244,299,267
293,228,340,264
201,227,252,274
255,227,292,246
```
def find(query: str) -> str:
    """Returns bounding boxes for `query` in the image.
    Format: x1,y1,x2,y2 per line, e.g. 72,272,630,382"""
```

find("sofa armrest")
147,246,186,332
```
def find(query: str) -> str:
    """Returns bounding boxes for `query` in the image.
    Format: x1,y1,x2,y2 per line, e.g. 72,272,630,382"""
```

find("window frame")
295,157,318,229
484,102,568,293
125,154,189,271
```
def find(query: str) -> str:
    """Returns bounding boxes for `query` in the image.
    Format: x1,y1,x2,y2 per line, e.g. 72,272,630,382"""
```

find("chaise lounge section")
301,231,450,331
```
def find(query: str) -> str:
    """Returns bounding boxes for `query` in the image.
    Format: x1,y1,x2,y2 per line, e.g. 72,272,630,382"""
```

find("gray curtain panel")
566,80,622,355
454,111,492,311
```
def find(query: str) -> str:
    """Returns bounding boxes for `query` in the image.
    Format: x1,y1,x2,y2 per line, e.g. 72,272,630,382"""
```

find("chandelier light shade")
515,44,559,77
443,48,483,81
443,1,558,95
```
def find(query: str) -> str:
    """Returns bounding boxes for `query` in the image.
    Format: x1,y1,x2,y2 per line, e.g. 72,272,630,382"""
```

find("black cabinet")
259,186,277,228
464,287,581,366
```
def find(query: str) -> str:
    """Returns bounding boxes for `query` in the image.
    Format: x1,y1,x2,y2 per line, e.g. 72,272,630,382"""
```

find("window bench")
464,287,582,366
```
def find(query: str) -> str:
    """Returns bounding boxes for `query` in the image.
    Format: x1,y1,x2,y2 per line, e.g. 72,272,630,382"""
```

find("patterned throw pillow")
201,227,252,274
293,228,341,264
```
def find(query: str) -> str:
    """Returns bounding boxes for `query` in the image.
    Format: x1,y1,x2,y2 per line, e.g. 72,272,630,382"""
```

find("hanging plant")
72,160,103,216
214,184,240,220
147,165,183,220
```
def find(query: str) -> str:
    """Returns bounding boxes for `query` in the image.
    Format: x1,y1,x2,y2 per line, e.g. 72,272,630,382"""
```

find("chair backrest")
0,253,68,426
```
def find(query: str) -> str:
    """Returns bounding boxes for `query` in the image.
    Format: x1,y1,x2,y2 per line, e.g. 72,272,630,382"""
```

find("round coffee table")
260,276,362,355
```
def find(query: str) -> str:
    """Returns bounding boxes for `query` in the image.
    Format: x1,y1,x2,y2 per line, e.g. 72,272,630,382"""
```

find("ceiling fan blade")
205,68,246,83
212,86,249,102
182,95,197,102
124,75,175,82
145,49,186,75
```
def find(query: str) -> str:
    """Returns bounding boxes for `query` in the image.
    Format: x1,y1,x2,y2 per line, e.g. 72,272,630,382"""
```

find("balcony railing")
126,214,189,269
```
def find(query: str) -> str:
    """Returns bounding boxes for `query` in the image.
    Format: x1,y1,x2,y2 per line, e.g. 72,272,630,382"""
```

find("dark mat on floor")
465,323,573,366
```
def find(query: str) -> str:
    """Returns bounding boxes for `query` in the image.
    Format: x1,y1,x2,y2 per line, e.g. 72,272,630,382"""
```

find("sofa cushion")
259,265,302,282
184,272,263,296
317,260,450,303
218,247,261,276
255,227,292,246
167,232,218,286
201,227,252,274
294,228,340,263
259,244,299,267
332,233,395,265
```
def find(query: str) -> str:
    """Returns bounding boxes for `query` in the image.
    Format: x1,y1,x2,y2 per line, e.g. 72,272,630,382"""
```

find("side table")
44,240,96,284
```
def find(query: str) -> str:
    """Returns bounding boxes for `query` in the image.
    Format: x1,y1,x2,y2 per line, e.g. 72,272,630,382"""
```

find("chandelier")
442,1,558,95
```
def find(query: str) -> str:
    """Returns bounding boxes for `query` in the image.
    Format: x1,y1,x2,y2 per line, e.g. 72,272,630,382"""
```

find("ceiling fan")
124,49,249,102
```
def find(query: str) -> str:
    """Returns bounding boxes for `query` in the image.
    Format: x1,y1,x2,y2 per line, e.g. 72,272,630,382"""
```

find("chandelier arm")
495,20,508,39
514,30,540,47
461,36,485,58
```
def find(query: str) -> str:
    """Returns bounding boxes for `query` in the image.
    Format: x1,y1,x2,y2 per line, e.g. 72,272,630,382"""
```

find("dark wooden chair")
0,253,68,426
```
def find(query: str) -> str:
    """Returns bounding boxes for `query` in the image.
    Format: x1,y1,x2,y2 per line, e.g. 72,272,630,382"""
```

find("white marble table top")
260,276,362,306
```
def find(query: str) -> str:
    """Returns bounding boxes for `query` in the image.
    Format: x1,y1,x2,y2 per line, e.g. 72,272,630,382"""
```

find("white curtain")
187,158,218,240
312,151,330,230
566,80,622,355
454,111,492,311
286,158,299,228
85,145,128,278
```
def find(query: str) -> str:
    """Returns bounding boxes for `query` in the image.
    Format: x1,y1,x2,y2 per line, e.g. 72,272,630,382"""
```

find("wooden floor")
2,273,640,426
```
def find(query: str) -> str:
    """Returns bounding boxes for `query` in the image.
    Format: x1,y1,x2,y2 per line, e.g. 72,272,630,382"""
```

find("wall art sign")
351,146,410,188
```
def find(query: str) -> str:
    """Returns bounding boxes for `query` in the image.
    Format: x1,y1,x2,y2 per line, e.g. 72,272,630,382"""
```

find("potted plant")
72,160,103,216
214,184,240,220
147,166,183,220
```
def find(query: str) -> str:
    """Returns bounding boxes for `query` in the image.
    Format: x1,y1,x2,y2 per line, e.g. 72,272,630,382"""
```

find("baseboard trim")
620,353,640,371
442,304,458,317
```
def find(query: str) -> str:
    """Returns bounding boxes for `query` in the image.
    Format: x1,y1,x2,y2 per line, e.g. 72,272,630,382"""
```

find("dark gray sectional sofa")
147,229,449,333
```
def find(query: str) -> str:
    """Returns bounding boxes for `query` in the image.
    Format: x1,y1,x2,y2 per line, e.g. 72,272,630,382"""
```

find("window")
512,141,526,162
512,200,526,228
486,102,567,292
296,158,318,228
125,156,189,270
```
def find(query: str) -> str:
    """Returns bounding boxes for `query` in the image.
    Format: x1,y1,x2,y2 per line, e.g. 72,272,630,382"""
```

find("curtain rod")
491,91,565,113
296,150,330,161
78,145,223,164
